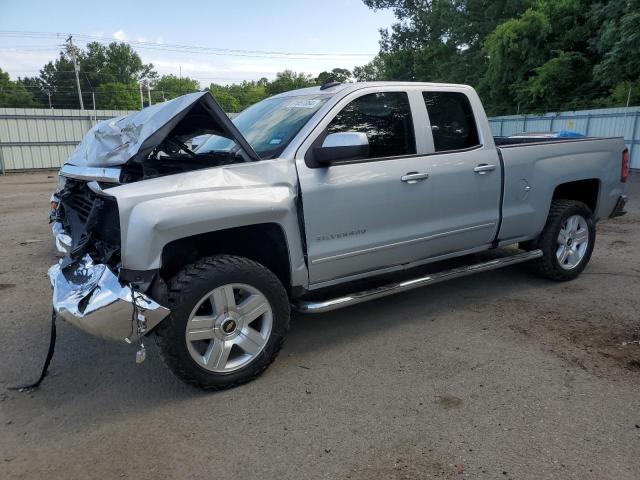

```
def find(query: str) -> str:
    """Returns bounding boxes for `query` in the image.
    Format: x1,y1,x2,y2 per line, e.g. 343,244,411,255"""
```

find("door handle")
474,164,497,174
401,172,429,184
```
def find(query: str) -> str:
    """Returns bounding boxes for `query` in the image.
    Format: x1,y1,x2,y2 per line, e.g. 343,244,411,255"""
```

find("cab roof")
269,81,474,99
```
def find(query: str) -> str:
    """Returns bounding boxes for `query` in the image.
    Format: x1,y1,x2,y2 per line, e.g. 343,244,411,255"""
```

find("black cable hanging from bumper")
8,309,57,391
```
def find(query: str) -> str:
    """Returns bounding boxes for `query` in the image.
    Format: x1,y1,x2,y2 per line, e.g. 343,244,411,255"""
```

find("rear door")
414,89,502,253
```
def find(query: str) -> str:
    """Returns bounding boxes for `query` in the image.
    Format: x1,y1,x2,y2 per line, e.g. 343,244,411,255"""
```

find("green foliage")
265,70,316,96
317,68,352,84
360,0,640,114
517,52,592,112
208,72,321,112
94,82,140,110
611,80,640,106
0,68,37,107
361,0,534,85
208,85,241,112
153,75,200,100
353,56,386,81
591,0,640,85
208,80,268,112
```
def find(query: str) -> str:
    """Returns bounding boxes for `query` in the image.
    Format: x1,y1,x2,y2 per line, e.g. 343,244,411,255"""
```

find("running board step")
294,249,543,314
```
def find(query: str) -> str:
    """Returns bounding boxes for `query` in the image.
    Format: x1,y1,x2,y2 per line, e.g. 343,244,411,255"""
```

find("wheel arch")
551,178,600,214
159,223,293,293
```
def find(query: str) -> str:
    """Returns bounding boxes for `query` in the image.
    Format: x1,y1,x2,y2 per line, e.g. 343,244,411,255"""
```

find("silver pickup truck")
49,82,629,389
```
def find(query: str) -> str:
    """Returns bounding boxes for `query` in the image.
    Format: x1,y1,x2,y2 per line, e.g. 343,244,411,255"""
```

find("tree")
208,84,241,112
33,41,156,109
590,0,640,89
16,76,47,107
517,52,592,112
265,70,316,95
360,0,640,114
0,68,37,107
353,56,386,81
153,75,200,101
360,0,533,85
100,42,156,84
480,0,611,113
94,82,140,110
316,68,352,84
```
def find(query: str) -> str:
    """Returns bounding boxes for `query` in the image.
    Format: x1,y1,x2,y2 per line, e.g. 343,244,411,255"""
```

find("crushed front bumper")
48,255,170,342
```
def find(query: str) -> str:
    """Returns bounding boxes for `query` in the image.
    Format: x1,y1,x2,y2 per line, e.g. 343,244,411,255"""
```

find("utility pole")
92,91,97,124
83,72,96,123
45,89,52,109
66,35,84,110
139,82,144,109
147,83,152,106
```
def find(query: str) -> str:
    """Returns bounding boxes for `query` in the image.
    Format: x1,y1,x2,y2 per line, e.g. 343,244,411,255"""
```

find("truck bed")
495,135,626,244
494,136,599,147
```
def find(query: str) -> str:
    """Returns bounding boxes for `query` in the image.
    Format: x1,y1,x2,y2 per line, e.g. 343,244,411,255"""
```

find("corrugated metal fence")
0,108,134,173
1,105,639,172
489,106,640,169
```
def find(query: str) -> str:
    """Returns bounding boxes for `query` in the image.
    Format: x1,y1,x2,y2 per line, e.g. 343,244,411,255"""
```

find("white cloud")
113,30,128,41
0,49,60,78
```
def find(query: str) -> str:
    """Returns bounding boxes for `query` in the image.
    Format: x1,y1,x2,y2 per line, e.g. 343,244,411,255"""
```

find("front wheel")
522,199,596,281
156,255,290,390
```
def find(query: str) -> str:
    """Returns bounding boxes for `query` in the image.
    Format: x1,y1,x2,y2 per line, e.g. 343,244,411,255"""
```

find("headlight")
50,174,67,212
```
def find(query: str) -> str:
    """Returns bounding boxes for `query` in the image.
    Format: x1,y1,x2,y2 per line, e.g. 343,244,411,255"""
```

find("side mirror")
313,132,369,165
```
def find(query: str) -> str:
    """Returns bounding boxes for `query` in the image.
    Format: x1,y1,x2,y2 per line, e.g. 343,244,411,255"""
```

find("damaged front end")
48,92,256,344
49,177,168,342
48,255,169,342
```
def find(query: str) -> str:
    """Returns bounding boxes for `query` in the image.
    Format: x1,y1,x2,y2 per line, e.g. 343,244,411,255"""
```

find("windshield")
196,94,329,159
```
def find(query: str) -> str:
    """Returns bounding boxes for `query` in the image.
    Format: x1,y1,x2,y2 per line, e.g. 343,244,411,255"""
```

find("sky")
0,0,396,86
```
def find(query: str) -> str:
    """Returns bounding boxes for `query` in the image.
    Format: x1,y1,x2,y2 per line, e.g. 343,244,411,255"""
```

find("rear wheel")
522,199,595,281
156,255,290,390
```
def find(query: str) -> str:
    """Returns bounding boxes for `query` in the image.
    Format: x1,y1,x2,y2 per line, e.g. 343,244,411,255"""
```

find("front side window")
326,92,416,159
422,92,480,152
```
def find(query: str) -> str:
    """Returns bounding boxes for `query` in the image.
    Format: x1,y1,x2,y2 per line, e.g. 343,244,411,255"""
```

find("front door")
297,90,436,285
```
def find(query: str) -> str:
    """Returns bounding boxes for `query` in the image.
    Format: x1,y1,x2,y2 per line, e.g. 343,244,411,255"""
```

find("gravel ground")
0,171,639,480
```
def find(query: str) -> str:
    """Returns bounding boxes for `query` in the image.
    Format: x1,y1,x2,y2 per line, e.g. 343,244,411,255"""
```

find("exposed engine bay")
51,92,260,268
119,138,242,183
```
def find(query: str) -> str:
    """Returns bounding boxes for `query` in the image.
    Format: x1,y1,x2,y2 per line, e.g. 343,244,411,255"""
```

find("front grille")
67,189,96,223
59,179,121,265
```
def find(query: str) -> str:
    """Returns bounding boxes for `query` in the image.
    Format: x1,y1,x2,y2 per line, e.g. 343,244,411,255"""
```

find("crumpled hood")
66,91,259,168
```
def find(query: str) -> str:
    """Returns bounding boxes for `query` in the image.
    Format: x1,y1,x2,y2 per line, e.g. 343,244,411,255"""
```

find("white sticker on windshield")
286,99,321,109
268,138,283,145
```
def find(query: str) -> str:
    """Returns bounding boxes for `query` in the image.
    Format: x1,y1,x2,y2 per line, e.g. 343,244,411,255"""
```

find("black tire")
521,199,596,281
155,254,290,390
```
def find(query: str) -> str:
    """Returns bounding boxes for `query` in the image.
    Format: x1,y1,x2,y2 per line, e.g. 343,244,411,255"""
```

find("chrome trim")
52,222,72,255
87,180,114,196
308,243,493,290
401,172,429,183
311,223,496,265
474,164,497,174
48,255,170,342
295,249,543,313
60,164,121,183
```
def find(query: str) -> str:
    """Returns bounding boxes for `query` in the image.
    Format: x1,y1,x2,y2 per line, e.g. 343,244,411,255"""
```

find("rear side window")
422,92,480,152
326,92,416,159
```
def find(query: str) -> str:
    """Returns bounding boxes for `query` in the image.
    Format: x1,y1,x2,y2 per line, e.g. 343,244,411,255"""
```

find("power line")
0,30,376,59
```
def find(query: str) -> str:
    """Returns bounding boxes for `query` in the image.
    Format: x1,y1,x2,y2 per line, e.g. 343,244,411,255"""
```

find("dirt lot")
1,171,639,480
